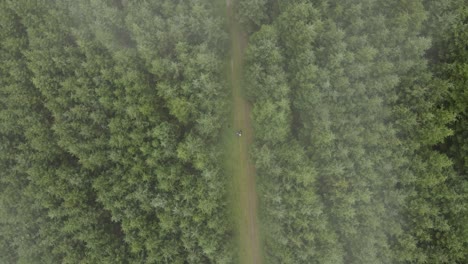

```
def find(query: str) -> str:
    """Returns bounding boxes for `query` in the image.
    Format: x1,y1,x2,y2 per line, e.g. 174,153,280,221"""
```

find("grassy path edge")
224,1,263,263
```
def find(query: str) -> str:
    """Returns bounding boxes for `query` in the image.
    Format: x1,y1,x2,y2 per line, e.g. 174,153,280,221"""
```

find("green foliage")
1,0,233,263
245,20,344,264
244,0,468,263
235,0,269,31
2,0,467,263
421,1,468,262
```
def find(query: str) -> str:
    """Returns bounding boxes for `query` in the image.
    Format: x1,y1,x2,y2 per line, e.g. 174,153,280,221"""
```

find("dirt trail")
226,2,262,264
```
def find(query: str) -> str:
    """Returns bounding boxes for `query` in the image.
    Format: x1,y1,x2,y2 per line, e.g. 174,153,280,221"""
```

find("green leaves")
0,1,234,263
243,0,468,263
1,0,467,263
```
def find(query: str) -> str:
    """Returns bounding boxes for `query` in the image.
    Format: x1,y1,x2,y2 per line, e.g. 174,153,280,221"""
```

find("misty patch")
66,0,136,51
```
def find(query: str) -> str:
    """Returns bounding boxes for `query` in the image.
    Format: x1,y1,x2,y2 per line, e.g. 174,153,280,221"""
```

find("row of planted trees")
240,0,468,263
0,0,234,263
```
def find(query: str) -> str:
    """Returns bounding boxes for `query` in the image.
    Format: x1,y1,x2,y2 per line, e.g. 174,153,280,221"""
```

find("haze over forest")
1,0,467,263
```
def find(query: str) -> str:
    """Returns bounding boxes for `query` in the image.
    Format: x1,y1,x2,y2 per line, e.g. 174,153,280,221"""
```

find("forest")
0,0,467,263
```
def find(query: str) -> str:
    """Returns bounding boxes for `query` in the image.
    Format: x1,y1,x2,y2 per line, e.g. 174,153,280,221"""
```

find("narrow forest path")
225,1,262,264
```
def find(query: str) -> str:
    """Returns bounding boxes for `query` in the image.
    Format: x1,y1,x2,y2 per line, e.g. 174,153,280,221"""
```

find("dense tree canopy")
242,0,468,263
1,0,233,263
1,0,467,263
